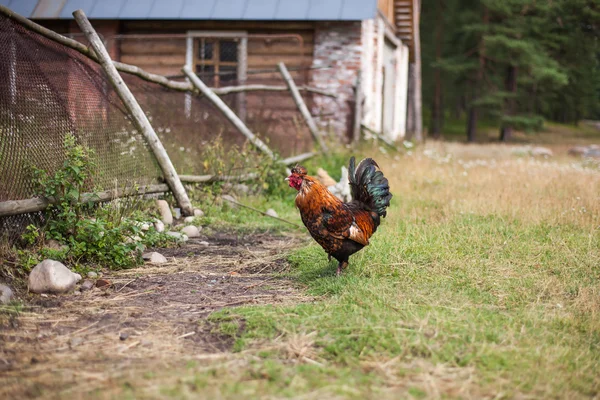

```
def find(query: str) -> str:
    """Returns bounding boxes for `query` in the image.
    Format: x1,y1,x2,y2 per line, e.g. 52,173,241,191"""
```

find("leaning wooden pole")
277,62,329,154
183,65,275,160
73,10,194,216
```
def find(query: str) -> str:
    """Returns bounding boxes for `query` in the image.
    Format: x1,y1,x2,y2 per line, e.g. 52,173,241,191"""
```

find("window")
187,33,247,88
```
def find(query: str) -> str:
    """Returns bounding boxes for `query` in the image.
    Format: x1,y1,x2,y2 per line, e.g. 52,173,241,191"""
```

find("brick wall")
311,22,363,141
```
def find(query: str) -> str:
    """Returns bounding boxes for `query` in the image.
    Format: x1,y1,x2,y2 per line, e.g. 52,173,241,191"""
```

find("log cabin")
8,0,418,143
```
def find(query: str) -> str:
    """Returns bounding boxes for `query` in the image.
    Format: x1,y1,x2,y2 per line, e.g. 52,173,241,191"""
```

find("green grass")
129,142,600,399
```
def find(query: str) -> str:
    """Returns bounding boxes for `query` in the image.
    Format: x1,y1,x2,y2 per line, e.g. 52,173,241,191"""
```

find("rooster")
286,157,392,275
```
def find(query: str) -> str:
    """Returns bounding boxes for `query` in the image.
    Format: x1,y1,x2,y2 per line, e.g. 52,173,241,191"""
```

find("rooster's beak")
284,177,290,181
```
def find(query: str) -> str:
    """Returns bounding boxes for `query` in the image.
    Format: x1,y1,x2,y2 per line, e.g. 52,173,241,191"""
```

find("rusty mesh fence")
0,15,164,242
0,17,338,243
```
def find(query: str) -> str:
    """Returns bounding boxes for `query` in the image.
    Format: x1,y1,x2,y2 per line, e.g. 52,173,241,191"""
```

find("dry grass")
0,234,312,399
392,142,600,227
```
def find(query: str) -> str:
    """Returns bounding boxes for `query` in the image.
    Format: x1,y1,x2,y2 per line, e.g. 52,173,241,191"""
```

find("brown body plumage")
287,158,392,275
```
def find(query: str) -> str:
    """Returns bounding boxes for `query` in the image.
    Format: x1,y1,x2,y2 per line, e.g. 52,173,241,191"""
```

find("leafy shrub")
22,134,178,270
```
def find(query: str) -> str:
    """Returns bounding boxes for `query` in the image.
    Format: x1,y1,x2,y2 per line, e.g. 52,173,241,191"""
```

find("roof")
1,0,378,21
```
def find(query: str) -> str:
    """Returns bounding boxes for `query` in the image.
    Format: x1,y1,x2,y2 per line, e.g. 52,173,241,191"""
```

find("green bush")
22,134,178,270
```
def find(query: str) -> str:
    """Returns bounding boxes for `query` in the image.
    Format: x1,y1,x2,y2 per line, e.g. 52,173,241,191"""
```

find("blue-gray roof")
1,0,378,21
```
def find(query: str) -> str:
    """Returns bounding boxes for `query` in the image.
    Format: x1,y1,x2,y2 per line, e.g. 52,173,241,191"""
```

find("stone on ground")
154,220,165,233
193,208,204,217
181,225,200,238
221,194,238,208
530,147,553,158
156,200,173,225
265,208,279,218
184,216,195,224
232,183,250,195
28,260,82,294
0,284,14,304
80,280,94,291
142,252,168,264
45,239,69,252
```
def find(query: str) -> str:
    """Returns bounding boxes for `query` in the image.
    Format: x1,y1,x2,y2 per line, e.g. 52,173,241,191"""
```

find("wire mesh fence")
0,14,163,242
0,15,341,243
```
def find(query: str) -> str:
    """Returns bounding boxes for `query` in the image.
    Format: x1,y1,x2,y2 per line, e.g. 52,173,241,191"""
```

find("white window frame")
185,31,248,118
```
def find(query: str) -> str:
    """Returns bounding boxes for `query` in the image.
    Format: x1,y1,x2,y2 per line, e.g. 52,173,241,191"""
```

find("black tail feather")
348,157,392,217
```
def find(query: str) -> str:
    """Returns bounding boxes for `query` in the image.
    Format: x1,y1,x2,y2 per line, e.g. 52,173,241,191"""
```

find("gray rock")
156,200,173,225
173,208,182,219
142,252,168,264
0,284,14,304
233,184,250,195
181,225,200,238
45,239,69,252
530,147,553,158
120,332,129,341
193,208,204,217
28,260,82,294
87,271,98,279
125,235,143,244
70,337,83,348
584,148,600,159
154,220,165,233
221,194,238,208
73,290,81,296
166,231,189,242
140,223,151,231
265,208,279,218
568,146,588,156
80,280,94,291
184,216,195,224
198,241,209,247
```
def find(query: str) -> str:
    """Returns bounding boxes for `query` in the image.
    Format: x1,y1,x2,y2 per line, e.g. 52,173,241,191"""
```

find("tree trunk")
407,0,423,142
466,102,477,142
500,65,517,142
430,0,444,139
466,6,488,143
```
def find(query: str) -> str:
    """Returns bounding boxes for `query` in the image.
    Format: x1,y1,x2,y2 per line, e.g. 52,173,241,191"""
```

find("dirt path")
0,231,308,399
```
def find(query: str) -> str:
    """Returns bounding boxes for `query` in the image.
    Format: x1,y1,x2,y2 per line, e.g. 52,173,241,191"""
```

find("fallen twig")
221,197,304,229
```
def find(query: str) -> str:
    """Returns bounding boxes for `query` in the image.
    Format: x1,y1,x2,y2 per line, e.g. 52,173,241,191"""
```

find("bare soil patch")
0,230,308,399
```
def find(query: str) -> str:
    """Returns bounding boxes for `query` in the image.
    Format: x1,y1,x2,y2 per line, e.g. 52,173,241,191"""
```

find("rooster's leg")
336,261,348,276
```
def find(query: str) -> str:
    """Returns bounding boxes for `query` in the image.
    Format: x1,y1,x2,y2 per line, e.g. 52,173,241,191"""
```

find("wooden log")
352,70,364,144
212,84,337,98
280,152,316,166
179,173,258,183
277,62,329,154
73,10,194,217
183,65,275,160
361,124,398,150
0,184,169,217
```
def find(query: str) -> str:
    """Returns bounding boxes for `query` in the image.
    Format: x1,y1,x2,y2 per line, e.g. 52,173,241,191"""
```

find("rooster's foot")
336,261,348,276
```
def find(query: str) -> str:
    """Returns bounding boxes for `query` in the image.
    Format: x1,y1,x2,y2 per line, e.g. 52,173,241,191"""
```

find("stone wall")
311,22,363,141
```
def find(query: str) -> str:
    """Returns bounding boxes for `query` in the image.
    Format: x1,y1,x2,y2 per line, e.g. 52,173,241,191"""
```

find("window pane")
198,40,213,60
195,64,215,86
220,65,238,83
220,40,238,62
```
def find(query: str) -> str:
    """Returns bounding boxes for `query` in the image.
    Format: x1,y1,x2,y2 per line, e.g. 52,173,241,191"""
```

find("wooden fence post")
277,62,329,154
183,65,275,160
73,10,194,216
